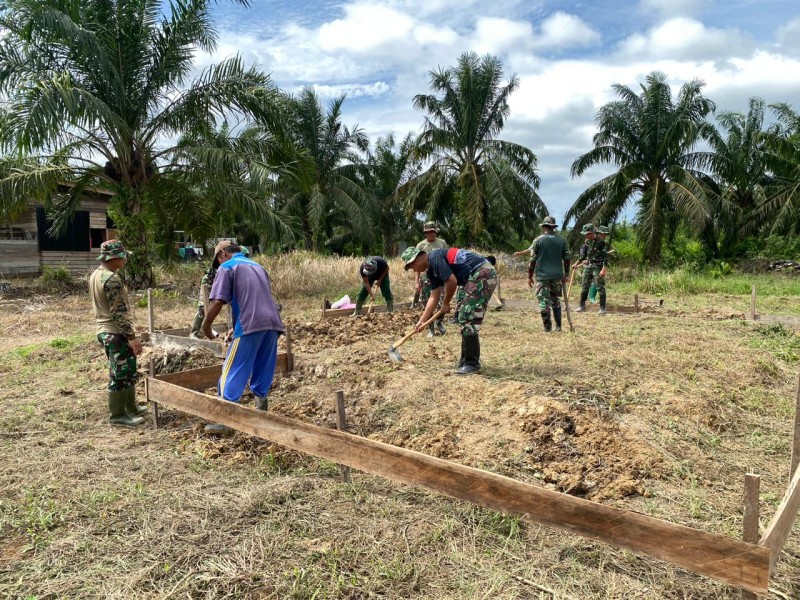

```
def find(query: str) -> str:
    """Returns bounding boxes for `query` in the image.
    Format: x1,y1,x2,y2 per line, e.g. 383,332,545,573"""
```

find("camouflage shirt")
89,266,136,339
201,266,217,286
579,238,608,267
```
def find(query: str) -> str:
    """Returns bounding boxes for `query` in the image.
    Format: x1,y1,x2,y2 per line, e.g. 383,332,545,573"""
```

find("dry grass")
1,263,799,599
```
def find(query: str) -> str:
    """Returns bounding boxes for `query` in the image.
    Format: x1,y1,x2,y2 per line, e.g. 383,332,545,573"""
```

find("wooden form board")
500,298,641,314
154,356,292,391
146,378,770,595
760,463,800,569
752,314,800,329
150,331,294,368
321,301,413,320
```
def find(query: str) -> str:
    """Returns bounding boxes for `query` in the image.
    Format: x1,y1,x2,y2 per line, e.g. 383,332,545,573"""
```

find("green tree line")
0,1,798,287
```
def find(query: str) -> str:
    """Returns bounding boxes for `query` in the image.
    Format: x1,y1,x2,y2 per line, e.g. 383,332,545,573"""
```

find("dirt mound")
287,312,419,351
139,345,219,375
519,403,662,500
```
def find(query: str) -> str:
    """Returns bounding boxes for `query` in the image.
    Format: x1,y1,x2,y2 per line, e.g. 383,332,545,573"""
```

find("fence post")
750,284,756,321
334,390,351,483
742,473,761,600
792,373,800,480
149,357,159,429
634,293,640,314
147,288,154,334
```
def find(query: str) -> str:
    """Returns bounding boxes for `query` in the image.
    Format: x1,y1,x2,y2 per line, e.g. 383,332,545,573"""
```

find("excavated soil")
286,312,418,352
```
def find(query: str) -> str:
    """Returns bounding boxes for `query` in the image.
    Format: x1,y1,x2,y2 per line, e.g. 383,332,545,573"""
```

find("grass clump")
749,324,800,364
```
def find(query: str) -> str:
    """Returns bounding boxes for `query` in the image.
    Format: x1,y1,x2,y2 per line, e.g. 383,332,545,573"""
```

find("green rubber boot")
351,299,364,317
189,314,203,338
124,385,148,417
386,300,394,313
109,390,144,427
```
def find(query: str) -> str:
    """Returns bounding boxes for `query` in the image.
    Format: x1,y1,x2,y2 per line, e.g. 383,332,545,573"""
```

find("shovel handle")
391,310,445,350
367,298,375,315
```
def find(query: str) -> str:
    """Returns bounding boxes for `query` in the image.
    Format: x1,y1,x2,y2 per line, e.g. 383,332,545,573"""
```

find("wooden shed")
0,187,116,276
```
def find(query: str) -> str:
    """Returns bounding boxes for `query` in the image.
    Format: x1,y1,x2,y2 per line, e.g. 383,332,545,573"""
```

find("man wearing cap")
190,246,249,338
89,240,147,427
414,222,449,337
352,256,393,316
577,224,609,314
201,242,284,430
513,216,570,332
402,247,497,375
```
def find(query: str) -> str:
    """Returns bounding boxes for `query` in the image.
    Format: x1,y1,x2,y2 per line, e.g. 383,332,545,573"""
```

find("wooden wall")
41,249,101,273
0,240,39,275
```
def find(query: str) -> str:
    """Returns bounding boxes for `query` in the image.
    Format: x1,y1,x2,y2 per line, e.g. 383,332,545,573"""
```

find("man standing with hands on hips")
202,241,284,432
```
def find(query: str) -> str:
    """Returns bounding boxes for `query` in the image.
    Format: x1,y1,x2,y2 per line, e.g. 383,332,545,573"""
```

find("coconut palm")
276,88,372,252
698,98,772,256
756,103,800,235
567,72,716,263
408,52,546,246
0,0,281,288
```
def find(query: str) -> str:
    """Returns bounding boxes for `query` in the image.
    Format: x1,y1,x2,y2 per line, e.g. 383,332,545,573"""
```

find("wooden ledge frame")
146,377,770,595
321,299,414,320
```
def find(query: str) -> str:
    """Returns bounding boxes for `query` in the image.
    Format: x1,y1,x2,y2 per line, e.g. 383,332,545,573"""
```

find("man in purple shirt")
202,242,284,431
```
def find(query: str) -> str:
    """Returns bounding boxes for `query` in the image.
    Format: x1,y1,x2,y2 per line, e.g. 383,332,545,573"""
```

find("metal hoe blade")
387,345,403,362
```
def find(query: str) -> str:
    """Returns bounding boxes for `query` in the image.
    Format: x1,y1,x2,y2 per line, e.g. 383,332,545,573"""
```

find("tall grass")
616,268,800,297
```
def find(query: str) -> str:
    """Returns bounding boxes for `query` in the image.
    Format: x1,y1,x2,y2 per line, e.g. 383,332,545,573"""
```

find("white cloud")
638,0,710,19
317,4,414,52
472,17,534,55
310,81,392,99
535,12,601,50
616,18,754,62
776,18,800,56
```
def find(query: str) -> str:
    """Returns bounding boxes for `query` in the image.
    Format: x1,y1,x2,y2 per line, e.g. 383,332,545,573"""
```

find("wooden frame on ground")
143,370,800,596
321,298,414,320
748,284,800,329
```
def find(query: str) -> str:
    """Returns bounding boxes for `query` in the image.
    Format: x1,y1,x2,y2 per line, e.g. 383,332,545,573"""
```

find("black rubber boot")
456,336,481,375
427,323,436,339
553,306,562,331
577,291,589,312
457,335,466,368
386,300,394,313
541,310,552,332
255,395,268,411
109,390,144,427
599,292,607,315
124,385,148,417
435,319,446,336
189,314,203,338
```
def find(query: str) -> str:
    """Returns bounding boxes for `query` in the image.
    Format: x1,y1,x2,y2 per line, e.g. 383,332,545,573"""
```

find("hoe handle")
392,310,445,349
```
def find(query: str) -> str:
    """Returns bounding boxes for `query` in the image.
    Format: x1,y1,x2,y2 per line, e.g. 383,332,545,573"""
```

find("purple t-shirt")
209,253,284,338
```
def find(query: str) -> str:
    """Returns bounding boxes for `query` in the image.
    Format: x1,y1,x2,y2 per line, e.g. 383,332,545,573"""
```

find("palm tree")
408,52,546,246
360,132,419,256
0,0,279,288
699,98,772,256
276,88,372,252
757,103,800,235
567,72,716,263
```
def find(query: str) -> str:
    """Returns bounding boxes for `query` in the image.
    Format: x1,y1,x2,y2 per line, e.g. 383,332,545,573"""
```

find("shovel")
367,297,375,315
388,310,445,362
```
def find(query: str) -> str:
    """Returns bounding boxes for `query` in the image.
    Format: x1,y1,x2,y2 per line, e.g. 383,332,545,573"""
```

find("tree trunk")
118,210,155,290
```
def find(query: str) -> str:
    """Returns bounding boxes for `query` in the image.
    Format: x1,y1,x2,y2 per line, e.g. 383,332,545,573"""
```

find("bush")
39,266,75,288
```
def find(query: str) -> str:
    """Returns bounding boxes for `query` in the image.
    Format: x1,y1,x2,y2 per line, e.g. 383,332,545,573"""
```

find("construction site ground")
1,271,799,599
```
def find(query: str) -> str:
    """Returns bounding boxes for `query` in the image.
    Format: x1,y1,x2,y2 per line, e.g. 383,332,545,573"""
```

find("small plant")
708,260,733,279
39,265,74,288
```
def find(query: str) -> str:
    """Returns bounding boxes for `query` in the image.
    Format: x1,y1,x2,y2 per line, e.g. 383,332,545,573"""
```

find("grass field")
1,257,799,599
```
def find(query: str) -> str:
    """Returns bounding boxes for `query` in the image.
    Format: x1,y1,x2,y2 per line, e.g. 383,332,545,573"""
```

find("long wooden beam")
760,462,800,569
321,301,413,320
147,378,770,595
154,354,292,391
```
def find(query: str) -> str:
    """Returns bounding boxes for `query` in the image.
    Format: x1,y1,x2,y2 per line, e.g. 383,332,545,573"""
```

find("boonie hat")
597,225,610,235
423,221,439,233
401,247,424,270
581,224,595,235
540,215,558,228
98,239,129,261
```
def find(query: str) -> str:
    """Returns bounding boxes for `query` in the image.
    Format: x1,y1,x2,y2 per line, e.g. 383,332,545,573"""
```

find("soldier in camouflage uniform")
414,222,448,337
403,246,497,375
89,240,147,427
514,216,570,332
576,224,609,314
190,246,249,338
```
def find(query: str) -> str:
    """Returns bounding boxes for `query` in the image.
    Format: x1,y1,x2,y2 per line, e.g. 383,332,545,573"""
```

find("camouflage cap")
97,239,129,261
401,246,424,269
241,246,250,256
540,215,558,228
597,225,610,235
361,257,378,275
423,221,439,233
580,224,596,235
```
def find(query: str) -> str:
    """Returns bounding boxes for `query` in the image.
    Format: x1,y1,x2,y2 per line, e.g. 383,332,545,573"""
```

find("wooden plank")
752,315,800,328
750,284,756,321
742,474,760,600
321,301,413,320
334,390,351,483
793,373,800,479
153,353,291,391
634,293,640,314
146,378,770,595
89,212,107,229
759,463,800,569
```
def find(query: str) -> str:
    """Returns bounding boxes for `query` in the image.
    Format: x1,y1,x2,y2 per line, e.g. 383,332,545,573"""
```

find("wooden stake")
334,390,351,483
750,284,756,321
792,372,800,479
760,461,800,570
202,284,210,314
284,325,294,372
147,288,154,334
742,473,760,600
321,297,327,319
634,293,640,314
149,357,159,429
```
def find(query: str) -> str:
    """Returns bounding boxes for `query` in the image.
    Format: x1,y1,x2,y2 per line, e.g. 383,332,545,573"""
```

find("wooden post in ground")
202,284,210,315
334,390,351,483
750,284,757,321
284,325,294,372
321,297,327,319
742,473,761,599
149,357,159,429
147,288,154,334
634,293,640,314
792,372,800,479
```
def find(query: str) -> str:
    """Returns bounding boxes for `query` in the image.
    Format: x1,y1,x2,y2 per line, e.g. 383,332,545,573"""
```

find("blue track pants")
217,330,279,402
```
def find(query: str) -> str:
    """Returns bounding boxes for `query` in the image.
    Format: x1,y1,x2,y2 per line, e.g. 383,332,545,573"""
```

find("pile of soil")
287,312,418,352
138,345,219,376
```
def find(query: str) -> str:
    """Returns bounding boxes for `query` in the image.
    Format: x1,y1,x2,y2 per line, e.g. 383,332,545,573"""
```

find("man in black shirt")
353,256,393,316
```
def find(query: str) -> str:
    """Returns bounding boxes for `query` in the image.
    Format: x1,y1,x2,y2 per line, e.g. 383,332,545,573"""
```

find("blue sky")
197,0,800,222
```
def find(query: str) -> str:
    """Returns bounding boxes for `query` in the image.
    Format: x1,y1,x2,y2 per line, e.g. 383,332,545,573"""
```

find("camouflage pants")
535,279,562,312
581,266,606,294
457,263,497,337
97,333,139,391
